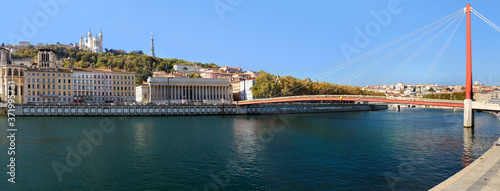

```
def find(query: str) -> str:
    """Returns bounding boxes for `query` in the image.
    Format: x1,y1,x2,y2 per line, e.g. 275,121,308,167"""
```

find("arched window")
7,68,12,76
20,69,24,76
13,69,18,76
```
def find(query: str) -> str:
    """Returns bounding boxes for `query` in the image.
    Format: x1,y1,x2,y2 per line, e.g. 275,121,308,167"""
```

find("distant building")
201,72,221,79
173,64,200,73
19,41,30,48
79,28,103,53
219,66,242,73
476,91,500,102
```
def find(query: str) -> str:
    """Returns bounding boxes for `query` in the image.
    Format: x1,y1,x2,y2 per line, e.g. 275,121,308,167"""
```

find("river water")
1,108,499,190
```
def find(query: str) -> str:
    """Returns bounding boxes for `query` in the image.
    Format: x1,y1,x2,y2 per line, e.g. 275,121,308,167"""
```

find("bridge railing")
244,95,464,104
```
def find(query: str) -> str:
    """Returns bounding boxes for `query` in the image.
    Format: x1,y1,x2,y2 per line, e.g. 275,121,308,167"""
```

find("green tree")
188,72,201,78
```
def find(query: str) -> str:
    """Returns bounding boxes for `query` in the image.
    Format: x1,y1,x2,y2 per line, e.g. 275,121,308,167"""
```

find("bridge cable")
421,13,465,85
379,12,463,85
315,12,462,97
357,12,461,85
473,9,500,33
272,9,464,98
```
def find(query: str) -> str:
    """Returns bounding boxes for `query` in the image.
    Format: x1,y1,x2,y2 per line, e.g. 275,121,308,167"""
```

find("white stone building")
239,79,255,101
79,28,103,53
144,77,233,104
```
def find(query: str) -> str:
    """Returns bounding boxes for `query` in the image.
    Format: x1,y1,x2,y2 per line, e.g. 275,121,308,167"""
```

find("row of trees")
250,71,384,98
423,92,465,100
9,45,219,84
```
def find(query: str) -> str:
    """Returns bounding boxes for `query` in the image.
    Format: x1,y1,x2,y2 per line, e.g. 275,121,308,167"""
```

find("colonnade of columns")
149,84,232,102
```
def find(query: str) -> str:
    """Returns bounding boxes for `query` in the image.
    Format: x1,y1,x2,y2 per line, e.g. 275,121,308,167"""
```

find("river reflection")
462,127,474,167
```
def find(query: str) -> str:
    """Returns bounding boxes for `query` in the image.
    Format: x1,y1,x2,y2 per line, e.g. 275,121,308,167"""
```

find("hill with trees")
9,44,219,84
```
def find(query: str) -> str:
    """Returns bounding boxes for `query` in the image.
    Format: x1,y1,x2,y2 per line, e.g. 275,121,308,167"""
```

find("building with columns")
144,77,233,104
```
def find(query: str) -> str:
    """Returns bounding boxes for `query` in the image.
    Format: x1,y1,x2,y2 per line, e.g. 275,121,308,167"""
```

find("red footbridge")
236,95,464,108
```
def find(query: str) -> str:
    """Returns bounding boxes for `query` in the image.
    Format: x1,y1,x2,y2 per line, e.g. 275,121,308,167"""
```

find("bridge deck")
237,96,465,108
431,137,500,191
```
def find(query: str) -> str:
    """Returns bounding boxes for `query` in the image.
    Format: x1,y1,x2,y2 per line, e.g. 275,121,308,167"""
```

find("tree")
188,72,201,78
251,71,376,98
1,43,4,47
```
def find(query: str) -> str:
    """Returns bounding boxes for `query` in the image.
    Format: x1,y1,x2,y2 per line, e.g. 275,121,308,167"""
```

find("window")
68,80,71,83
58,79,61,83
63,85,66,89
52,79,55,83
37,73,39,76
42,79,45,83
42,73,45,76
58,85,61,89
28,78,31,83
52,74,55,76
37,78,40,83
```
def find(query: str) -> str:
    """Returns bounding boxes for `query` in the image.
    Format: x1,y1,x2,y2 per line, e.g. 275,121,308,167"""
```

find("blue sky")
1,0,500,86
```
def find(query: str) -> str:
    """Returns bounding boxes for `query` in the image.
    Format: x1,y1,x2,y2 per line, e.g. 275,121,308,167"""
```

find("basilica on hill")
79,28,103,53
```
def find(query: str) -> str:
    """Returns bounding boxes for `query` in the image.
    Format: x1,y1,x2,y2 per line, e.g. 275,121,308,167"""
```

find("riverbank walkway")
431,137,500,191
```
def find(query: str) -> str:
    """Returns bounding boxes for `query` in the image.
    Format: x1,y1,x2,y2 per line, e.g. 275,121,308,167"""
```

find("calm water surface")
1,108,499,190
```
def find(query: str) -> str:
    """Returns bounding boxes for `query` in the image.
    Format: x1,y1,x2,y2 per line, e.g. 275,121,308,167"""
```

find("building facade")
145,77,233,104
0,47,25,103
24,68,73,103
135,84,149,103
93,69,113,102
239,79,255,101
73,68,94,102
112,70,136,102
